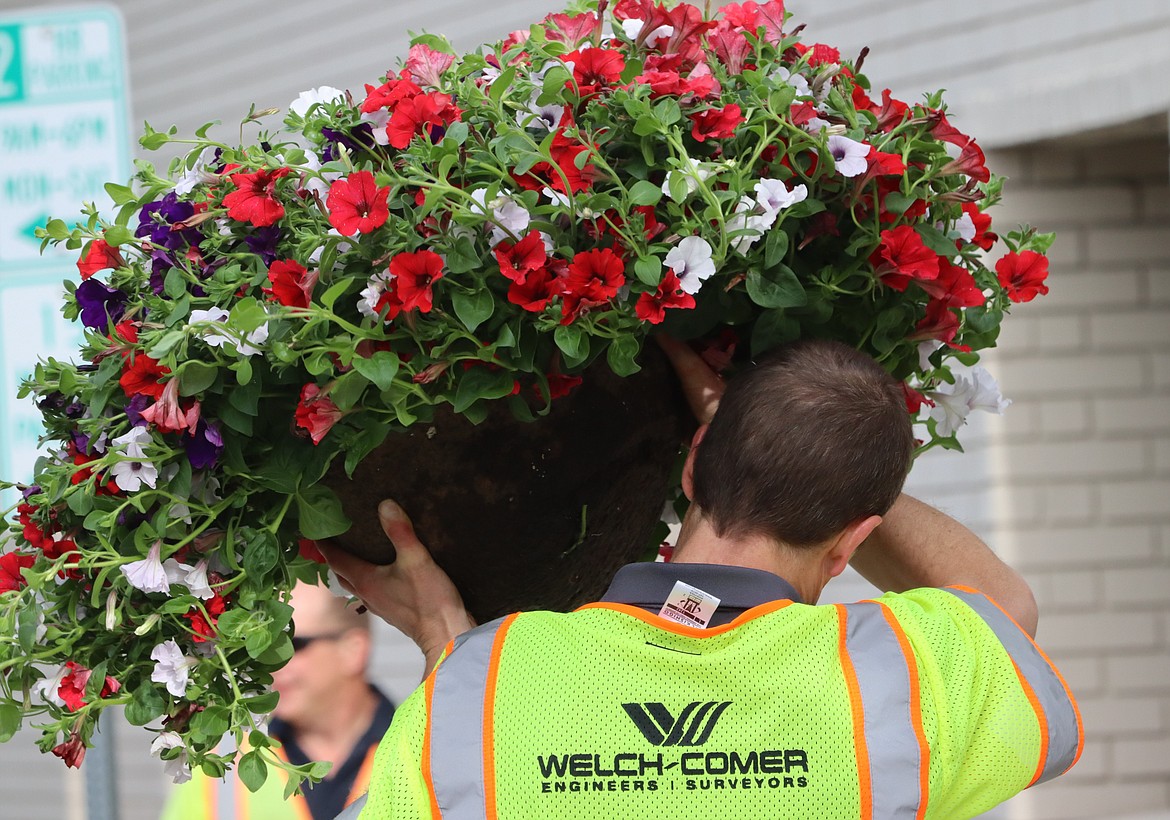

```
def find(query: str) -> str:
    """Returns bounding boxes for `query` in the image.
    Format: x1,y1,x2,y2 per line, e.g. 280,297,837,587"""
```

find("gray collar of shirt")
599,562,802,626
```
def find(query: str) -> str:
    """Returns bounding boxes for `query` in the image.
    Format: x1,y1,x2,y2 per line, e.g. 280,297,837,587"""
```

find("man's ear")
681,425,708,500
823,515,882,581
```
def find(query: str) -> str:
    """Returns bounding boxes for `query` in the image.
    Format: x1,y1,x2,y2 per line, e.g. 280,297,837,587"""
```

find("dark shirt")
271,686,395,820
599,561,802,626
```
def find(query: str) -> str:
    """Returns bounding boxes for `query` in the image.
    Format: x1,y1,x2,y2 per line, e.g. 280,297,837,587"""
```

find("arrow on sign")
20,214,51,244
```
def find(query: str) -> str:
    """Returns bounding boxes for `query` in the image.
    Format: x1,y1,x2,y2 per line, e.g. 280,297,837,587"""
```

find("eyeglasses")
289,631,349,652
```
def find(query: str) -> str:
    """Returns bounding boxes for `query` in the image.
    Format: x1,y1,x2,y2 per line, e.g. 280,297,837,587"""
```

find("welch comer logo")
622,701,732,747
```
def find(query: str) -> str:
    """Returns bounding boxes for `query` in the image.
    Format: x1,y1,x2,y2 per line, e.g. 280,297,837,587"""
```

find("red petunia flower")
721,0,786,44
140,378,201,434
222,167,290,227
294,383,344,445
405,43,456,88
58,661,119,712
52,731,86,769
0,551,35,593
910,299,961,345
327,171,391,237
939,140,989,183
543,11,601,46
901,382,934,415
386,91,461,150
515,129,599,194
185,593,226,642
996,250,1050,303
917,258,985,308
120,353,170,399
562,247,625,323
77,239,125,280
961,203,997,251
707,22,753,74
545,372,583,400
508,265,564,313
871,225,940,291
564,47,625,97
495,231,547,283
264,259,319,309
361,72,422,114
390,250,446,313
690,104,744,142
874,89,910,132
635,270,696,324
298,538,326,564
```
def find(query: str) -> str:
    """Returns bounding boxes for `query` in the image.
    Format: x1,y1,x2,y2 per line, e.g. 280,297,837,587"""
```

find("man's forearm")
850,494,1039,636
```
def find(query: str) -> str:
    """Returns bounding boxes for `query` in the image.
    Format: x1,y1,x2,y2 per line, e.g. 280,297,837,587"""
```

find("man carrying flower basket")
323,337,1082,820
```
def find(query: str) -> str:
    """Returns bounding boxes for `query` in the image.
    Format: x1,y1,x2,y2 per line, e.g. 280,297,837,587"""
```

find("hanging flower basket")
0,0,1051,792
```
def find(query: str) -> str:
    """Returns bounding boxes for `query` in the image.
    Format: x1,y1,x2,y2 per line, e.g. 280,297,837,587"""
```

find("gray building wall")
0,0,1167,817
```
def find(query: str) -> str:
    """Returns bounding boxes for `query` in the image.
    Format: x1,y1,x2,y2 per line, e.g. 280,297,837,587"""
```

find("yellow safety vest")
163,742,378,820
361,586,1081,819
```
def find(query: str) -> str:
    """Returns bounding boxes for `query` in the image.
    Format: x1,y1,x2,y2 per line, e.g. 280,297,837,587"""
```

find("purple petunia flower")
321,124,376,162
125,394,152,426
244,226,282,266
75,279,128,329
184,420,224,470
136,193,202,251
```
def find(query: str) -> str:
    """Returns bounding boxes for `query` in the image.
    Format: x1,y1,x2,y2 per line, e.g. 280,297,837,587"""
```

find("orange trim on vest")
483,613,520,820
947,584,1085,773
422,650,446,820
346,744,379,807
876,601,930,819
202,772,217,820
1008,657,1049,787
836,604,873,820
577,599,794,637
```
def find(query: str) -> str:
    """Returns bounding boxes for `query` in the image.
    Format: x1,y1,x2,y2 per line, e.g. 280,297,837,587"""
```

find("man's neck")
672,510,826,604
288,683,379,771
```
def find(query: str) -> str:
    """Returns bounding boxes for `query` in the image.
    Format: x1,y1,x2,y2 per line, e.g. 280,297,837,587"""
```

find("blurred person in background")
162,580,394,819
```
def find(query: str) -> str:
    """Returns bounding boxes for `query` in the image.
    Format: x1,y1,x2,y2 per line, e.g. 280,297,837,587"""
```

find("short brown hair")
691,339,913,546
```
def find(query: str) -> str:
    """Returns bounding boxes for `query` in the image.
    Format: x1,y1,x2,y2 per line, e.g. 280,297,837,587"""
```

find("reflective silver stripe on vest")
427,617,511,819
843,602,923,818
942,587,1080,784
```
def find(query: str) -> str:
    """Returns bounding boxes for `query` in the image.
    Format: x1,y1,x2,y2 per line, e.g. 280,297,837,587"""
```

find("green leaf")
228,375,261,416
148,329,185,359
125,682,166,726
653,98,682,125
163,268,187,299
452,289,495,333
242,532,280,578
553,324,585,360
104,182,136,205
633,256,662,286
318,279,350,311
444,121,469,146
491,67,517,103
178,361,218,396
238,751,268,793
763,228,790,270
191,705,230,741
751,309,800,354
445,235,481,274
246,691,280,714
746,265,807,308
352,351,400,392
103,225,133,246
452,367,515,413
295,485,351,540
606,336,642,377
628,180,663,207
0,704,22,743
329,370,368,411
917,224,959,256
245,628,275,659
17,606,38,653
257,633,294,666
228,298,269,333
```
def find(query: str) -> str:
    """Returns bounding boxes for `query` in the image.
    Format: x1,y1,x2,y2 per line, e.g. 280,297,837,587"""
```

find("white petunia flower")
32,665,67,707
954,211,977,243
772,66,813,99
358,270,395,319
359,108,391,146
182,560,214,600
300,151,343,200
188,308,269,357
928,366,1011,437
917,340,943,373
470,188,531,245
121,541,171,595
113,426,153,458
174,147,220,196
542,186,572,208
665,236,717,295
727,196,771,254
151,732,192,784
289,86,345,118
662,157,715,201
827,135,871,178
516,93,564,131
754,178,809,219
620,18,673,48
110,438,159,492
150,640,195,698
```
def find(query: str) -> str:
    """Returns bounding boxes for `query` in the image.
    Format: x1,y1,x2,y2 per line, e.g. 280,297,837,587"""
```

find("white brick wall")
979,134,1170,819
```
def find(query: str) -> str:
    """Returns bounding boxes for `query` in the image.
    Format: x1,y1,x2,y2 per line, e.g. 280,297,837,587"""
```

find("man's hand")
318,500,475,678
655,335,725,425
